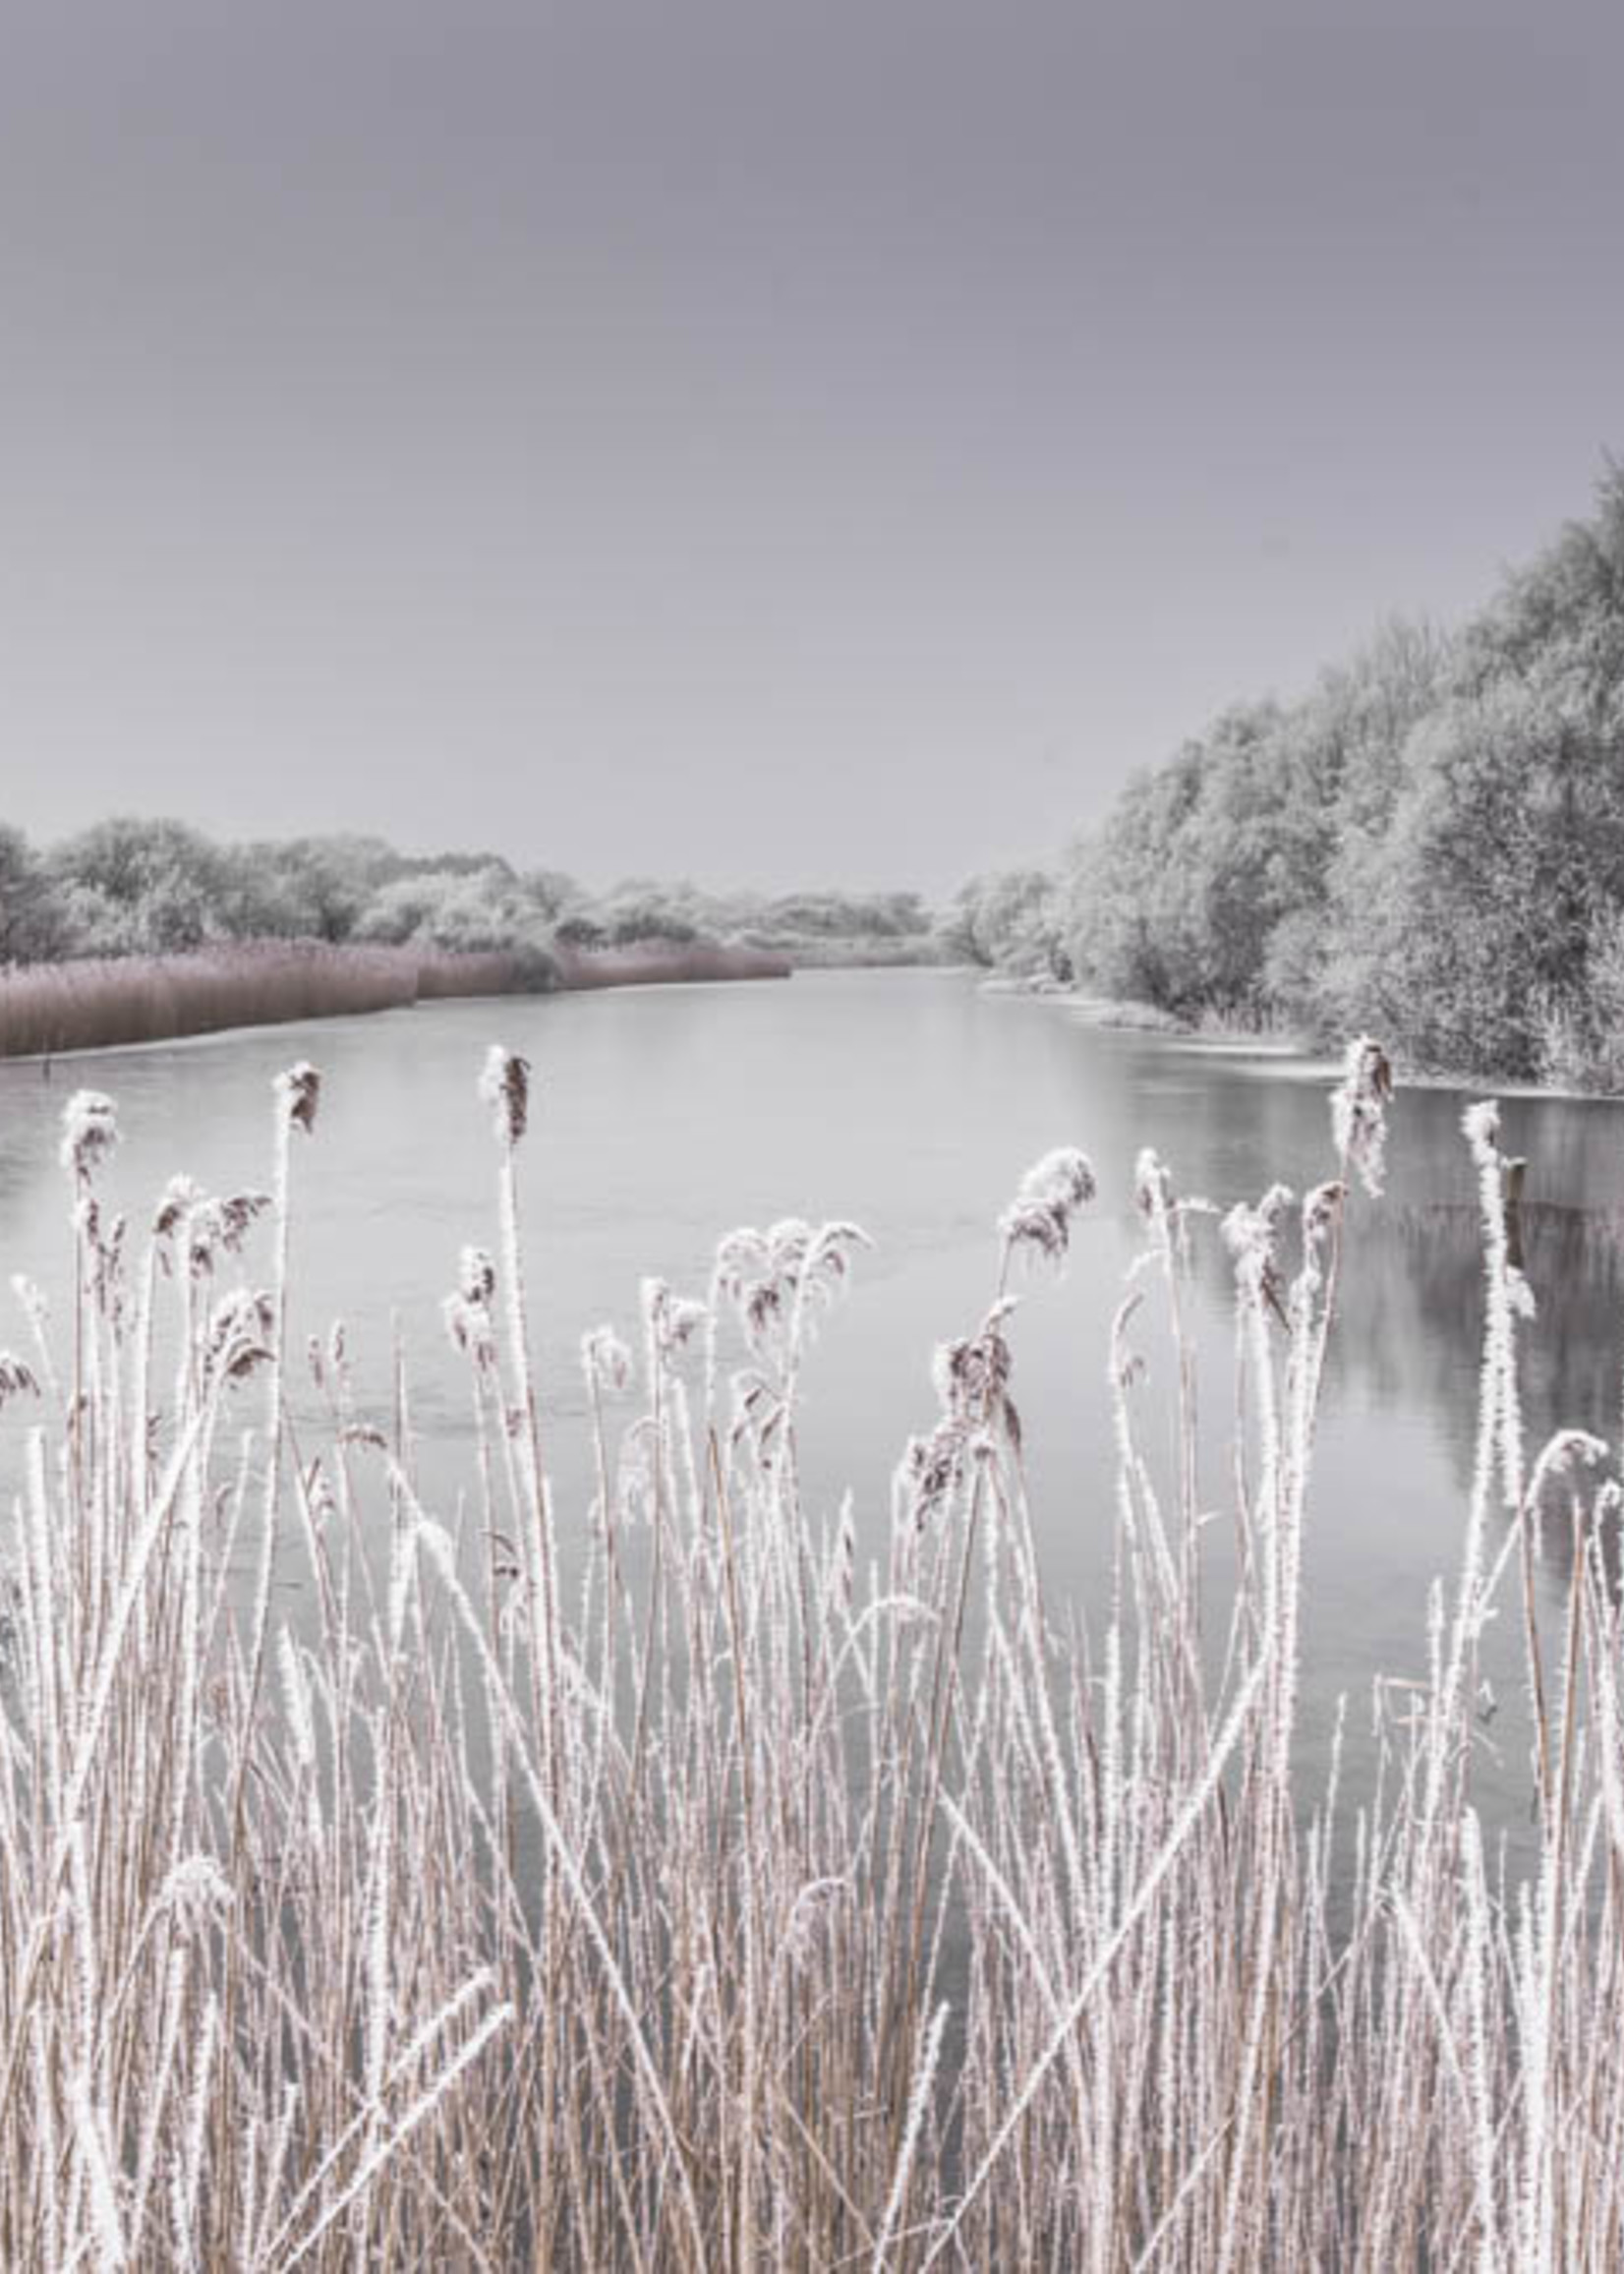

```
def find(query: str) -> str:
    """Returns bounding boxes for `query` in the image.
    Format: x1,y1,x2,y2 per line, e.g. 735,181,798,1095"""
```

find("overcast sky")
1,2,1620,895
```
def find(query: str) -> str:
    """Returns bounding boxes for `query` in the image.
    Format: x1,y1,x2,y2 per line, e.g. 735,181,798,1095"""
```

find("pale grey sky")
0,2,1619,894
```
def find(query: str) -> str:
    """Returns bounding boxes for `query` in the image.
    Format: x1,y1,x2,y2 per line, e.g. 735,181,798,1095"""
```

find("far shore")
0,937,794,1064
551,940,790,990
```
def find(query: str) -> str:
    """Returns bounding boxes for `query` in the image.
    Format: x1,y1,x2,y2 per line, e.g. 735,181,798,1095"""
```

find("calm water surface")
3,967,1621,1830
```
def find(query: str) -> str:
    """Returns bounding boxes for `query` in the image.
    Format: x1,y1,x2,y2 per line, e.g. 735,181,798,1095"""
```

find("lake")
2,964,1618,1835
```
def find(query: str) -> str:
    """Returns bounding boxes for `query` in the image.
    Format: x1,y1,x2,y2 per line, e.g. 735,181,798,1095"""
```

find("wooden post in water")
1503,1155,1528,1274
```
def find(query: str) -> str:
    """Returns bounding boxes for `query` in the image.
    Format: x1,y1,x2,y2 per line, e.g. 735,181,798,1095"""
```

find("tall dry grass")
0,1035,1620,2266
0,939,790,1061
0,942,560,1061
551,941,791,989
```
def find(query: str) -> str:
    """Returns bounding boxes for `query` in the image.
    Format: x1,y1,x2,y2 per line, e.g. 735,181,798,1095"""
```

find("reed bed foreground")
0,1040,1618,2268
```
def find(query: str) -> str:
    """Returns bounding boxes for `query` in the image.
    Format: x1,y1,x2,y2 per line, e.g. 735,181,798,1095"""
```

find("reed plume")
0,1031,1618,2267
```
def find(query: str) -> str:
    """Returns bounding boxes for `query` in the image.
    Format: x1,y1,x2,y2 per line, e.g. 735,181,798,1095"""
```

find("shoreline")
978,972,1299,1044
978,972,1624,1103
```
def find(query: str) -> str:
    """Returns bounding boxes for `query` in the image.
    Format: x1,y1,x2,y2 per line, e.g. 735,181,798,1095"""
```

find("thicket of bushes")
957,463,1624,1085
0,820,942,981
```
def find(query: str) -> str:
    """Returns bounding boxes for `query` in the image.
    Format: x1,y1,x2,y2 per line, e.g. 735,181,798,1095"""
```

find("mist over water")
1,966,1615,1839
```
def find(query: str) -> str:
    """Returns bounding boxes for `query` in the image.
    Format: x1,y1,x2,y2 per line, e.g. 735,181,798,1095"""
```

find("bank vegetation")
956,462,1624,1088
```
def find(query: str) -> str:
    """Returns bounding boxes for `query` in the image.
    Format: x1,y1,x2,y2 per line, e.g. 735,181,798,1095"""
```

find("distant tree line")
956,462,1624,1085
0,822,942,977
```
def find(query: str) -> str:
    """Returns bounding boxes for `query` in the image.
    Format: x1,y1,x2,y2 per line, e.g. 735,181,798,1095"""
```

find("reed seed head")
0,1352,40,1410
152,1174,203,1243
1023,1145,1097,1210
204,1290,275,1384
187,1192,272,1279
642,1277,707,1360
784,1878,847,1965
158,1855,234,1931
1000,1145,1096,1272
582,1325,634,1395
479,1046,530,1145
59,1089,119,1182
276,1061,321,1136
932,1297,1017,1429
459,1246,497,1306
1332,1034,1393,1196
1529,1427,1608,1481
1222,1183,1295,1316
899,1417,968,1525
1302,1179,1345,1247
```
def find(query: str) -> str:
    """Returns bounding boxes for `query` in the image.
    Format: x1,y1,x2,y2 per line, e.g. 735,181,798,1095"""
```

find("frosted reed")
0,1036,1619,2266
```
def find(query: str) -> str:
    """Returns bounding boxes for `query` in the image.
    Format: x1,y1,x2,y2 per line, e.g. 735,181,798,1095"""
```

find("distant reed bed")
0,941,556,1060
552,939,791,988
0,939,793,1061
735,933,952,968
0,1037,1620,2265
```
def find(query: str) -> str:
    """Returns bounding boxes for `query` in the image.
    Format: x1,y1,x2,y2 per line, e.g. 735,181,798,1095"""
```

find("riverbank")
0,936,791,1059
980,970,1624,1099
983,965,1566,1093
979,971,1290,1038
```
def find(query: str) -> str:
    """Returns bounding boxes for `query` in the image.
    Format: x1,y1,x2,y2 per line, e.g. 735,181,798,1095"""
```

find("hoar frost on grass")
2,1035,1624,2267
